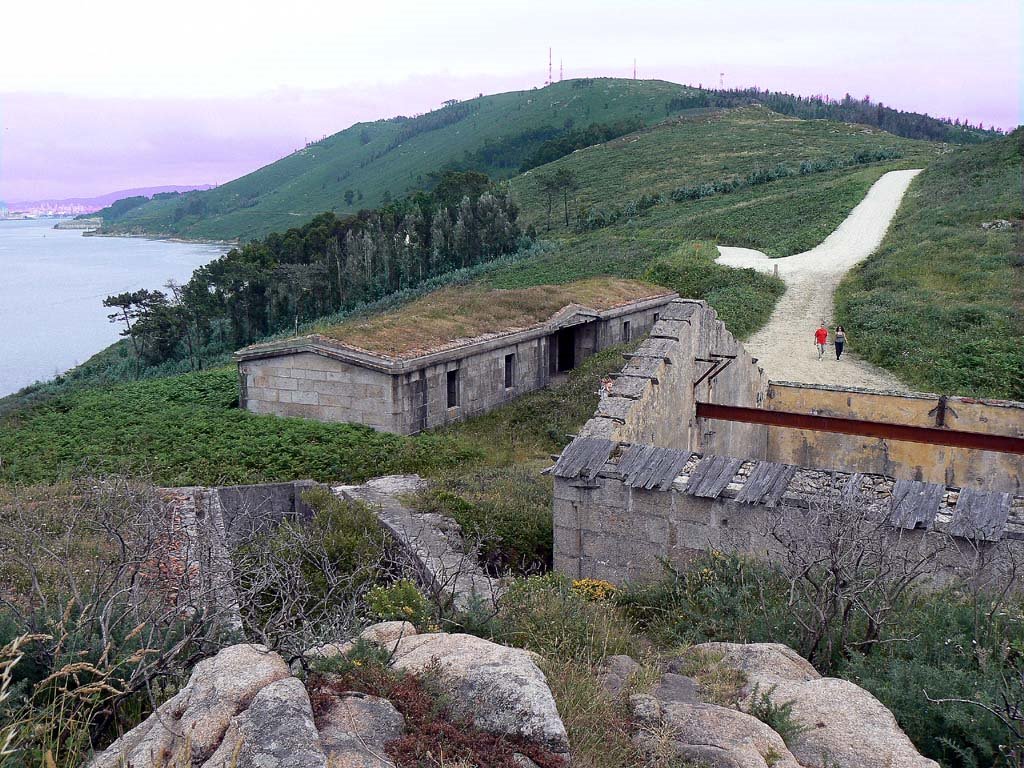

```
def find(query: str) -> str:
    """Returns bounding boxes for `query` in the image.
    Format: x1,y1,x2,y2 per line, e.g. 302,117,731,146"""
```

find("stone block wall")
239,351,397,431
578,299,769,458
553,456,1024,589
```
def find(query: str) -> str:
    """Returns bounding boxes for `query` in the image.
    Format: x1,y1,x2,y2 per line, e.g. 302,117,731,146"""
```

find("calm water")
0,219,227,397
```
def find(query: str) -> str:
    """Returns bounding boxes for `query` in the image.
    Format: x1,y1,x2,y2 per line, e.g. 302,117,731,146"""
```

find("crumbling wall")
578,299,769,459
766,383,1024,493
552,448,1024,588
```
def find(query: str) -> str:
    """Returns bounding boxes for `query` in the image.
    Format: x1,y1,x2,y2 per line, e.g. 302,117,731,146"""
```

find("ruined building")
552,298,1024,585
236,279,676,435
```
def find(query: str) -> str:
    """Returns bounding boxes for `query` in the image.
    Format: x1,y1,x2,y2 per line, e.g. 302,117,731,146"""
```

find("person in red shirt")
814,323,829,360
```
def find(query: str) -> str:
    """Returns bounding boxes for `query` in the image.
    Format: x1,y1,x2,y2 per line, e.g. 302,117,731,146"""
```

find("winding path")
716,169,922,390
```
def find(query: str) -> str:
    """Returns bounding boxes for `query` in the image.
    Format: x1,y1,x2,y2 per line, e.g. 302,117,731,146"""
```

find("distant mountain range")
6,185,215,215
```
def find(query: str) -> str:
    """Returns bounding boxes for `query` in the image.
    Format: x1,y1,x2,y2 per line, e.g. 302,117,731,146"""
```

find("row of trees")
667,87,1001,144
104,171,524,372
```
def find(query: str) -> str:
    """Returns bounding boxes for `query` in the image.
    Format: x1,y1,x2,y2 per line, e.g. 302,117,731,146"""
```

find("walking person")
814,322,828,361
834,325,847,360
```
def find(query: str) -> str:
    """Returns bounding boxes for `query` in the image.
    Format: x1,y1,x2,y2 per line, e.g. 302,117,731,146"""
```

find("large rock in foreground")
205,677,327,768
632,693,801,768
87,644,291,768
689,642,939,768
375,629,570,757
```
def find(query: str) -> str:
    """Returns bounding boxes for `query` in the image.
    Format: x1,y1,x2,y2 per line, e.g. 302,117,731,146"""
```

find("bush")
642,242,785,339
493,574,639,663
742,683,809,746
413,467,553,575
365,580,435,630
307,656,566,768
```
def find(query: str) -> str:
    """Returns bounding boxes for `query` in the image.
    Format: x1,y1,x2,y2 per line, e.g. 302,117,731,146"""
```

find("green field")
837,129,1024,399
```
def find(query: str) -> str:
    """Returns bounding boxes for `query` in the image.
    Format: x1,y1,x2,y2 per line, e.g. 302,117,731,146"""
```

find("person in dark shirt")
835,325,847,360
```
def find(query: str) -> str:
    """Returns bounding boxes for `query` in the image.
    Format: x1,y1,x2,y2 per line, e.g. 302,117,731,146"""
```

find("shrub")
494,574,639,663
741,683,809,746
308,660,566,768
412,467,554,575
365,580,435,630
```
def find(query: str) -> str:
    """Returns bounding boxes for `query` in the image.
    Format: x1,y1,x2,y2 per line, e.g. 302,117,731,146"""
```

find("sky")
1,0,1020,202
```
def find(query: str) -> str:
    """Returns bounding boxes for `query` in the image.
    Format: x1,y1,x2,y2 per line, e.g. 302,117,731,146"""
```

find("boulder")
652,672,700,704
690,642,938,768
632,698,801,768
758,677,938,768
361,621,417,649
306,621,418,661
204,677,327,768
87,644,290,768
598,654,640,698
386,631,569,757
693,642,819,684
316,691,405,768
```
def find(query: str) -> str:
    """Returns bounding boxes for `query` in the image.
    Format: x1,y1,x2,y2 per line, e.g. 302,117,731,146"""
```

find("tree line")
103,171,524,372
667,87,1001,144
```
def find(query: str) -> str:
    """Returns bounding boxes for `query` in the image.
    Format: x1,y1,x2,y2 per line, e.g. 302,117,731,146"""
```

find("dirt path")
716,169,922,390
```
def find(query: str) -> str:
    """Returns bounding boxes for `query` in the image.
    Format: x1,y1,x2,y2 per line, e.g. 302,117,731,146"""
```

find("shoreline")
84,230,238,247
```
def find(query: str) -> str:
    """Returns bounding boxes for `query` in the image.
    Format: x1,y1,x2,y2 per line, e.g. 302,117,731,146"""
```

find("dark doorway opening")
557,327,576,372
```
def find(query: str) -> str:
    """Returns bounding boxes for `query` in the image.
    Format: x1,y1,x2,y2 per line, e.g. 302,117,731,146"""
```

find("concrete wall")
765,383,1024,493
553,467,1024,589
239,352,398,432
578,299,769,459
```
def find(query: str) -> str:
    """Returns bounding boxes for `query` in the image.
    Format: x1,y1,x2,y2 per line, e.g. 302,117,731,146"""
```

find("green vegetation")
837,129,1024,399
510,106,940,231
0,339,633,488
99,79,991,243
619,553,1024,768
101,79,703,241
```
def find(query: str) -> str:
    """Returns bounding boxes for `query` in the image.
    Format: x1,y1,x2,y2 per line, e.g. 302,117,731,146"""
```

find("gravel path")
716,169,922,390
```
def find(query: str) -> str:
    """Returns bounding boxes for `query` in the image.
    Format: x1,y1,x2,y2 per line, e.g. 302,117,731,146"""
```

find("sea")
0,219,228,398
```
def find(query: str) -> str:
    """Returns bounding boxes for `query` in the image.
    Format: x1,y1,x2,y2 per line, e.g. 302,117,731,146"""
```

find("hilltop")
99,79,698,241
96,78,996,242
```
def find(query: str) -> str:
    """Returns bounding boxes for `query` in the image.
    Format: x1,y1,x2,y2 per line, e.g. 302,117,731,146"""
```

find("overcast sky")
1,0,1020,201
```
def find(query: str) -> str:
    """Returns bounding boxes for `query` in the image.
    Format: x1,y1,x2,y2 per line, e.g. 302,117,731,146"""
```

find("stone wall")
553,451,1024,588
553,298,1024,588
765,383,1024,493
239,301,669,435
239,351,397,432
577,299,769,458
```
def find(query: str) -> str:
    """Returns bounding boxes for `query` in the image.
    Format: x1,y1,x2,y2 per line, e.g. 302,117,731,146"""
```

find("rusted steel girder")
696,402,1024,455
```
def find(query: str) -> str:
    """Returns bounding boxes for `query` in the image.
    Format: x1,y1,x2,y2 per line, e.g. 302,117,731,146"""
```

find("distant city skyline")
1,0,1019,201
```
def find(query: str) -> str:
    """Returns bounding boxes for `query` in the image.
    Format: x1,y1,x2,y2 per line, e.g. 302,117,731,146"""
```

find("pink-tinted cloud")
1,0,1019,201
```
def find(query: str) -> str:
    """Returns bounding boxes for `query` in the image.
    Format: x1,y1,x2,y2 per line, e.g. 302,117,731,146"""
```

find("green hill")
102,79,704,241
100,78,991,243
837,129,1024,399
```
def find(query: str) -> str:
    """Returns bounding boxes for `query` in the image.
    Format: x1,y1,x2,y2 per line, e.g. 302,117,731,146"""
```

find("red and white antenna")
559,59,563,81
546,48,553,85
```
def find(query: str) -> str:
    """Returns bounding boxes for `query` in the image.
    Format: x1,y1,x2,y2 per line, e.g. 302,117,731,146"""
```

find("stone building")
552,298,1024,586
235,279,677,435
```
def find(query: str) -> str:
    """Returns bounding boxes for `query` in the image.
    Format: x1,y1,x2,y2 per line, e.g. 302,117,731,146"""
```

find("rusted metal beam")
696,402,1024,455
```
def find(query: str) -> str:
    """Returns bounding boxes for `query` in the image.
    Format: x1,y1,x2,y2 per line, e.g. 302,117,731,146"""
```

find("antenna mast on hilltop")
633,59,637,79
720,72,725,89
546,48,553,85
560,59,563,81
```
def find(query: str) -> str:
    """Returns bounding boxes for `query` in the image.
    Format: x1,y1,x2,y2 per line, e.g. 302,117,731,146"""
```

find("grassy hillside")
102,79,701,241
837,129,1024,400
511,106,940,236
